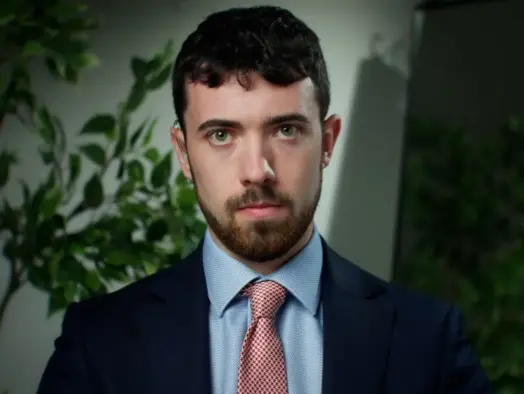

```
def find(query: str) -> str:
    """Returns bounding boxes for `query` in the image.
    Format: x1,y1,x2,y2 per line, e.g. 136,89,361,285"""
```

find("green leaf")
0,13,15,26
131,57,148,80
150,152,172,188
126,81,147,112
146,40,174,73
31,184,48,220
36,107,56,143
14,89,36,112
147,65,171,90
146,55,163,74
129,119,147,148
48,287,69,317
0,151,15,188
19,180,31,211
191,220,207,237
39,147,55,165
177,186,197,213
143,260,158,275
40,187,63,218
113,104,129,150
47,36,90,57
47,251,63,282
62,15,98,32
175,171,189,186
64,65,79,83
45,57,66,80
80,114,116,138
98,264,128,282
23,41,46,56
144,147,160,163
146,219,168,242
116,159,125,179
162,40,175,59
113,122,128,158
44,27,60,38
12,64,30,85
83,174,104,208
67,53,99,69
52,2,88,18
116,180,135,200
67,153,81,189
55,256,89,287
127,160,145,183
79,143,106,166
52,114,67,152
143,118,158,146
118,202,149,220
105,250,133,266
64,282,77,303
35,217,58,250
85,270,101,292
29,266,52,292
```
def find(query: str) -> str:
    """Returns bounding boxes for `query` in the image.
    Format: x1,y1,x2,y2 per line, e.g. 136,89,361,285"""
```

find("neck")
210,223,315,275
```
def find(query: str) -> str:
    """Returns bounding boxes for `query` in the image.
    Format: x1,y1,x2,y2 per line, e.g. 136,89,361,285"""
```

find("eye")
276,125,300,139
208,130,232,145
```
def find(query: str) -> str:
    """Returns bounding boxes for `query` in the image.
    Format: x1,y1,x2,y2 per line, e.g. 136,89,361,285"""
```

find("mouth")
239,202,281,209
237,202,286,218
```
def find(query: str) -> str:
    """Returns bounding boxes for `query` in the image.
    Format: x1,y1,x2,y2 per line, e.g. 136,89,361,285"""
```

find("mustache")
226,185,292,211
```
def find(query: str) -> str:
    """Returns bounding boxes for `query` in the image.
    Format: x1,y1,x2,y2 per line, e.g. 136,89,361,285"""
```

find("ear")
321,114,342,169
170,126,192,181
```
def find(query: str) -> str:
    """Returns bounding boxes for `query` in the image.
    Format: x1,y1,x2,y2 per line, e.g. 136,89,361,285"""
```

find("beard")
192,170,322,263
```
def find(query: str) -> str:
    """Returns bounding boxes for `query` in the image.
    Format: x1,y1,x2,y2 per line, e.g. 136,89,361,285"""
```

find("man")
38,5,492,394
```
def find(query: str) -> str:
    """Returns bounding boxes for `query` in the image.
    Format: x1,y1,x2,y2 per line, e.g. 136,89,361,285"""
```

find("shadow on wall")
327,51,407,281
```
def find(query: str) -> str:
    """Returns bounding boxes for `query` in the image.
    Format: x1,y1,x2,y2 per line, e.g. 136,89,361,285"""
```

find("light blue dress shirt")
202,226,324,394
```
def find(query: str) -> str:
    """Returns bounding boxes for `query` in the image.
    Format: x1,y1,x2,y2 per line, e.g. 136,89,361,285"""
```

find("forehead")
184,74,319,128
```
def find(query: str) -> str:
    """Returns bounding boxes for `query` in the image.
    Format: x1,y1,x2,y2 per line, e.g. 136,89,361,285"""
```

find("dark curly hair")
171,5,331,133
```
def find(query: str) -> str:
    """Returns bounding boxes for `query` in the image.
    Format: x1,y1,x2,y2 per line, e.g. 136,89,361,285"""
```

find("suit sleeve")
37,301,94,394
439,306,493,394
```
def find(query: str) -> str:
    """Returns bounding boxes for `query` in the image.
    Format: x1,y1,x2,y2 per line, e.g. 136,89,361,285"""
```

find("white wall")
0,0,416,392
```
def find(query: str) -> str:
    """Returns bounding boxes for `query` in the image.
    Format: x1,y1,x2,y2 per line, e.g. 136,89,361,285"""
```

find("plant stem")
0,261,22,334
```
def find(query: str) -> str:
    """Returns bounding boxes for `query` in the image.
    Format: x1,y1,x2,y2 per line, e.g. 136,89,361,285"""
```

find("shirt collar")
202,226,323,317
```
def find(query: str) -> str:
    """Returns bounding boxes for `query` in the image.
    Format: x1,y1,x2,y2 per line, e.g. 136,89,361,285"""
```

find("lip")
240,203,281,209
237,204,285,218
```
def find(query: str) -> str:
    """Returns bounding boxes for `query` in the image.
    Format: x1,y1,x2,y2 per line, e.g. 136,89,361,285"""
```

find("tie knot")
242,280,287,319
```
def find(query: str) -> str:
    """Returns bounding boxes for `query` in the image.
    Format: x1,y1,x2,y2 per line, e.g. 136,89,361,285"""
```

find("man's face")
172,73,340,263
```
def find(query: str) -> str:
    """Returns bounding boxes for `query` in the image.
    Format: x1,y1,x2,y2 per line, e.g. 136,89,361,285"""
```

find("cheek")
277,147,321,197
191,155,235,207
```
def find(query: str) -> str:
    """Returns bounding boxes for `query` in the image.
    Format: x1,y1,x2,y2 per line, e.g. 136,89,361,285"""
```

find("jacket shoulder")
63,253,201,329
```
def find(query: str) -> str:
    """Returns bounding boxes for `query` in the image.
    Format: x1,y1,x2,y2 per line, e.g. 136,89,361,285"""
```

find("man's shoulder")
331,247,454,323
65,256,197,328
334,255,458,345
385,279,454,323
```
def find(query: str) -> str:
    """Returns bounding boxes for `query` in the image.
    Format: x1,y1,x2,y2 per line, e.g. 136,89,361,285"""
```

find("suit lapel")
321,240,396,394
125,237,395,394
135,243,212,394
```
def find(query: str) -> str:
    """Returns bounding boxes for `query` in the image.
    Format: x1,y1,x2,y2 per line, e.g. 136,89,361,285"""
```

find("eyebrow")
196,113,311,132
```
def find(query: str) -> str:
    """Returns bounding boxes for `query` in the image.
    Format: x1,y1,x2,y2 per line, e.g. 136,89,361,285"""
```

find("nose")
239,141,276,186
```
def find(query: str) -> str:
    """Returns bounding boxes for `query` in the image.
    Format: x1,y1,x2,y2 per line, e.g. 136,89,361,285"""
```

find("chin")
239,216,289,230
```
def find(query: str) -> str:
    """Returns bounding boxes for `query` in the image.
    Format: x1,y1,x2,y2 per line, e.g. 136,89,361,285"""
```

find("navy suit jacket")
37,238,492,393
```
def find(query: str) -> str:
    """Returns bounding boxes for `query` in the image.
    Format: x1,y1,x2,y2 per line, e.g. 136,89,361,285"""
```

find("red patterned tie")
237,280,288,394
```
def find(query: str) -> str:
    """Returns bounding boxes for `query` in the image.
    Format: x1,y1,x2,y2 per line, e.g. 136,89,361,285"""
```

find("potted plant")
394,116,524,393
0,0,205,334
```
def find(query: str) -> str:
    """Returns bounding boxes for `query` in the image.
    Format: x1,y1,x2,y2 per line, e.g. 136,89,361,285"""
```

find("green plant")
1,0,99,128
0,27,206,333
395,117,524,393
